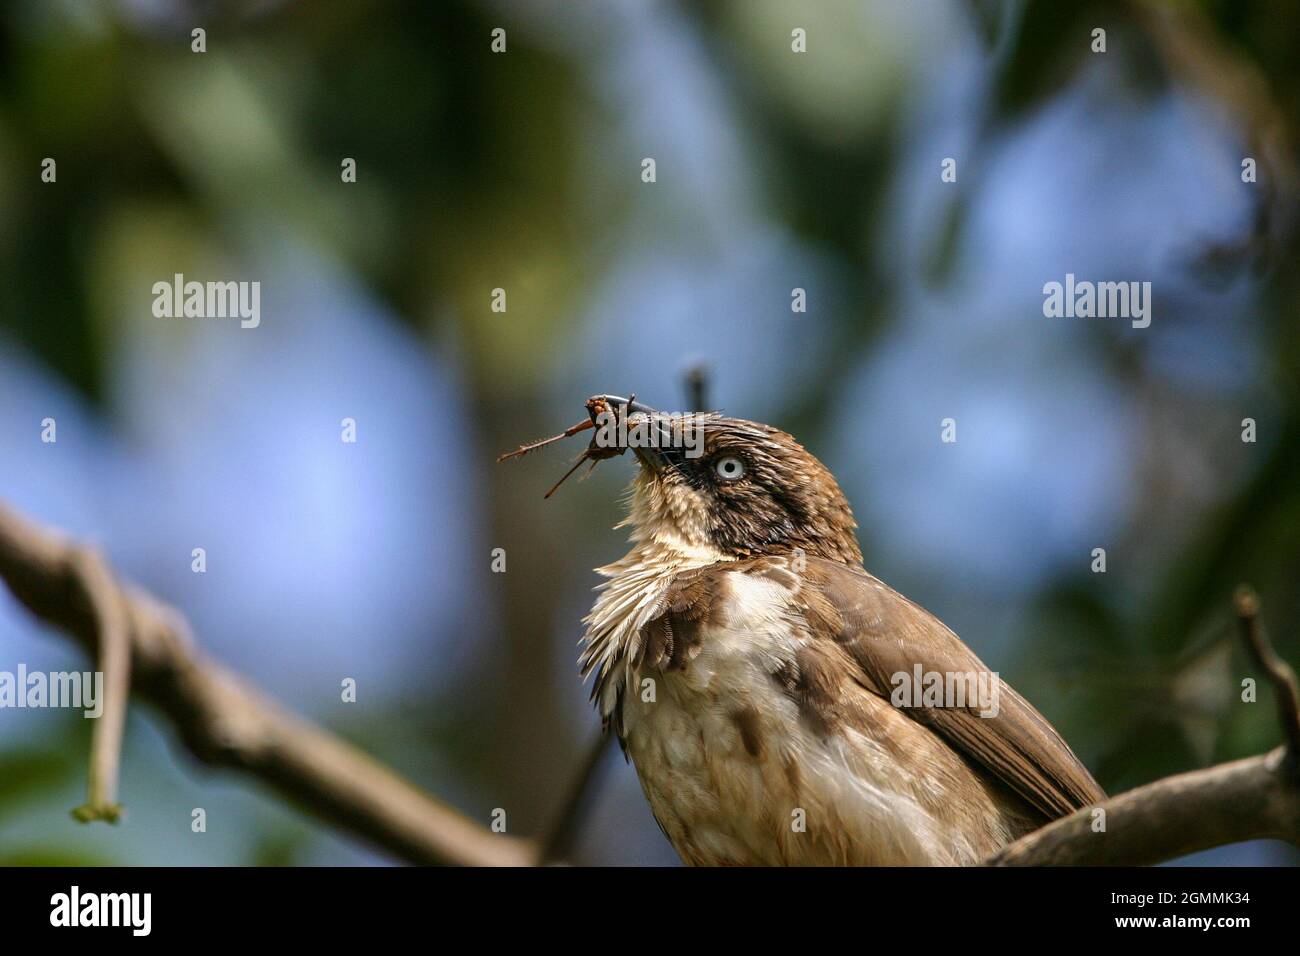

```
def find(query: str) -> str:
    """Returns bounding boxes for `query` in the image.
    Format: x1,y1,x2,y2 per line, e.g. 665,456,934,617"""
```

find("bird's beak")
588,394,660,418
587,394,673,474
631,442,671,475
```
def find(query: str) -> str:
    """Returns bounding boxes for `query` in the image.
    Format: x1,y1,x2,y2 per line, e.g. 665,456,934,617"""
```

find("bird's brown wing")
795,556,1106,819
638,555,1105,821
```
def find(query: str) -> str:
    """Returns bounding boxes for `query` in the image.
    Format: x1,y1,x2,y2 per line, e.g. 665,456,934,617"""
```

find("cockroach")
497,395,633,498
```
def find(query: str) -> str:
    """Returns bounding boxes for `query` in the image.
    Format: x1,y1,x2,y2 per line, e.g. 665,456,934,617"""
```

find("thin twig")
68,549,130,823
684,362,709,411
1235,585,1300,755
538,732,612,864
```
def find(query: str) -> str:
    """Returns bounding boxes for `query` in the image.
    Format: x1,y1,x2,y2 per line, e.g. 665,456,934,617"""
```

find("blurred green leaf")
0,749,77,814
0,847,116,866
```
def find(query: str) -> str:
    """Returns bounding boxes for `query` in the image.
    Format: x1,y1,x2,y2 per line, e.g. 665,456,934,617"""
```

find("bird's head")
590,395,863,566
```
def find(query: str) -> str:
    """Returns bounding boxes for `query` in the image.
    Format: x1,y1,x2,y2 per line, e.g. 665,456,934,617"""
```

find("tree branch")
990,587,1300,865
989,748,1299,865
0,502,533,867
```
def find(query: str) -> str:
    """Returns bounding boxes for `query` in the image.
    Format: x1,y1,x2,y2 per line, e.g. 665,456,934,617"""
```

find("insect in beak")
497,394,647,498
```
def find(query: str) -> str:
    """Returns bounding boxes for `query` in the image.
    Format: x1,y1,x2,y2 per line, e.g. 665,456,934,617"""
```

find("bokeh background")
1,0,1298,866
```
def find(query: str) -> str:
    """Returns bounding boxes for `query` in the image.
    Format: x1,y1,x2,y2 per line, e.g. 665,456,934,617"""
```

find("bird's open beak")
587,394,673,474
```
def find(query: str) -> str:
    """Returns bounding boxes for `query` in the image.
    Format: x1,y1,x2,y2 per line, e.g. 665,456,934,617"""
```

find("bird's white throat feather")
579,472,727,717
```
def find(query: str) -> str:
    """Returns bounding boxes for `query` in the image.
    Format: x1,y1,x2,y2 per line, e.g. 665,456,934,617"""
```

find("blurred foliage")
0,749,77,815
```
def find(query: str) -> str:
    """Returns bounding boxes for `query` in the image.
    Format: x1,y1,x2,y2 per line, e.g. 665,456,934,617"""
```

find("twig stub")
1235,585,1300,758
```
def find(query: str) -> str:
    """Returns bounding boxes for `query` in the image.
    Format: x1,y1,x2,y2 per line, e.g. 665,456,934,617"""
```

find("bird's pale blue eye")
714,455,745,481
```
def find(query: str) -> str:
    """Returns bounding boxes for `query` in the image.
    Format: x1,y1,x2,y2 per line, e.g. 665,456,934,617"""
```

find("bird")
575,395,1106,866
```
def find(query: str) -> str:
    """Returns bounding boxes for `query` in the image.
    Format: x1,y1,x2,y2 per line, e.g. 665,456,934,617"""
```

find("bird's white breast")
616,571,1011,866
